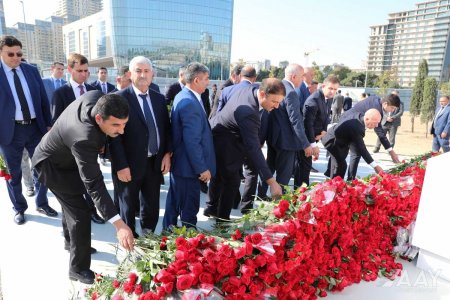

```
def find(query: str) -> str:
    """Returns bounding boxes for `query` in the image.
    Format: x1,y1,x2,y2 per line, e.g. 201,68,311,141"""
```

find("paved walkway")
1,148,450,299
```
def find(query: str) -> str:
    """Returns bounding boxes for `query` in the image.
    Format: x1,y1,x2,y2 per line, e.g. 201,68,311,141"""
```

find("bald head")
303,67,315,85
241,65,257,83
364,109,382,129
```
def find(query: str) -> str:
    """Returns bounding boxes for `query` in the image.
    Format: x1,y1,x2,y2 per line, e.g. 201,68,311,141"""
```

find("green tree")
330,65,352,82
410,59,428,132
322,65,333,78
256,69,270,82
374,68,401,96
270,66,285,80
311,61,324,82
440,81,450,96
340,71,366,87
421,77,438,138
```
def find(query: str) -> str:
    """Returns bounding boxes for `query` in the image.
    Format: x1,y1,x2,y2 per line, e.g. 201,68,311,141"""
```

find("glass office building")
63,0,233,79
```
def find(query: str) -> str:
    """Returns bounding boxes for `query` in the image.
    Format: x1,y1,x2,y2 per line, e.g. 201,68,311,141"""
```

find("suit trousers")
374,125,399,150
21,149,34,189
432,135,450,153
327,143,349,179
293,150,311,188
347,142,361,181
266,144,295,189
0,123,48,213
240,157,257,212
163,174,200,229
116,156,161,234
51,188,91,273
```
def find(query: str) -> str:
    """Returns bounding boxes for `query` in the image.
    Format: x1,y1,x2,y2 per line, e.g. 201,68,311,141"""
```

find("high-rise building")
368,0,450,87
54,0,102,23
62,0,233,79
0,0,6,35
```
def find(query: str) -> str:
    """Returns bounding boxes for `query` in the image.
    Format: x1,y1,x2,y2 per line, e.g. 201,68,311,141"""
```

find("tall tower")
0,0,6,35
55,0,102,23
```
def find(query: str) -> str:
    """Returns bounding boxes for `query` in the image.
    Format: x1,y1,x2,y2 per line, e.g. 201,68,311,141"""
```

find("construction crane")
304,48,319,67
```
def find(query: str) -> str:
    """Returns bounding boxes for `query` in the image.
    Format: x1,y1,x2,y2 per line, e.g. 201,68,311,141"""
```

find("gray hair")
129,56,153,71
284,64,303,77
184,62,209,84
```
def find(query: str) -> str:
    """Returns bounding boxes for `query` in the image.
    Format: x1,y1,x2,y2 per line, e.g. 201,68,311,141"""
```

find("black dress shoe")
36,205,58,217
64,242,97,254
69,269,95,284
203,208,216,218
91,212,105,224
14,212,25,225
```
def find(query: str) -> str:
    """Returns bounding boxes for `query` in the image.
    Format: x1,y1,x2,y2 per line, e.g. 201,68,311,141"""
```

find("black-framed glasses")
3,51,23,58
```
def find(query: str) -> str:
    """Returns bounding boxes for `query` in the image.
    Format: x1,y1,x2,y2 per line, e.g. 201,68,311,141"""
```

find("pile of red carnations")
87,153,435,300
0,155,11,180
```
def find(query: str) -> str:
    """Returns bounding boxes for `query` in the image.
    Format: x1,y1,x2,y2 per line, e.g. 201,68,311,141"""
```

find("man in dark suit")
51,53,104,224
322,109,384,178
266,64,313,189
340,94,401,180
162,62,216,230
0,35,57,225
42,62,66,107
32,91,135,284
297,75,340,187
207,79,284,221
209,64,243,118
109,56,172,237
374,91,404,152
298,67,315,109
205,65,257,216
90,67,116,94
331,90,344,123
343,92,353,111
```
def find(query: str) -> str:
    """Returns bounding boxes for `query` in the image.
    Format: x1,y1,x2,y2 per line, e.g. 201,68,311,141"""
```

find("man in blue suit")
298,67,315,109
431,95,450,153
267,64,314,189
163,62,216,230
109,56,172,237
42,62,66,107
90,67,116,94
0,35,57,224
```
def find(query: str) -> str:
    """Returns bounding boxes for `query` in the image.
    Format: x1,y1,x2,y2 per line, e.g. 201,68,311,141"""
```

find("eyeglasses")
3,51,23,58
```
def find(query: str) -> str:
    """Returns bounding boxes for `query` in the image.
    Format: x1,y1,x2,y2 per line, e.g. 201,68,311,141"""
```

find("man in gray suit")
331,90,344,123
42,62,66,106
32,91,135,284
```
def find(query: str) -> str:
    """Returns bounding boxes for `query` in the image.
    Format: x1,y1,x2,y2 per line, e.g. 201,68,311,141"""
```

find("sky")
4,0,419,68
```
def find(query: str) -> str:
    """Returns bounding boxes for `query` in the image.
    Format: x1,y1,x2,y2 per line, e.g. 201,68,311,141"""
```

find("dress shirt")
69,79,87,99
186,86,206,113
132,85,160,156
1,61,37,120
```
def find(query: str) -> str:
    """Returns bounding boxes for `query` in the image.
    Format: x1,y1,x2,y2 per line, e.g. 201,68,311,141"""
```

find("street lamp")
19,1,30,59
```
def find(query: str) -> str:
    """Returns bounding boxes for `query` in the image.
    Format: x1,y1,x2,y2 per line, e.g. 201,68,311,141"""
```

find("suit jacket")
42,77,67,106
332,94,344,111
201,88,211,117
210,84,272,181
209,78,234,118
109,86,171,179
0,62,52,145
382,101,404,127
90,80,116,94
52,82,96,123
340,95,391,149
170,87,216,178
267,80,309,151
149,82,161,93
217,80,252,112
431,104,450,137
299,81,310,111
322,114,374,164
343,96,353,111
165,81,182,106
32,90,117,220
303,90,329,143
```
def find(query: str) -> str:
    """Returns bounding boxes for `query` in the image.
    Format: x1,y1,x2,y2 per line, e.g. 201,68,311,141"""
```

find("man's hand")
304,146,313,157
161,153,171,174
113,219,134,251
389,150,400,163
374,165,383,174
198,170,211,182
441,132,448,139
315,130,327,141
312,146,320,158
387,117,393,122
117,167,132,182
266,178,282,199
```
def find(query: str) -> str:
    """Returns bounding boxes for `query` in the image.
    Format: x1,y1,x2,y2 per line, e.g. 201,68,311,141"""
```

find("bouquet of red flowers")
0,155,11,180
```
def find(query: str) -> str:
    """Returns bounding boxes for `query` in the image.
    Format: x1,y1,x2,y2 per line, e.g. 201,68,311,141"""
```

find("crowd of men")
2,34,450,285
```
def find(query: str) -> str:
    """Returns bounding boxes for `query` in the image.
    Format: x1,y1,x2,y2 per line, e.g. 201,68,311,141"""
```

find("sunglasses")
3,51,23,58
